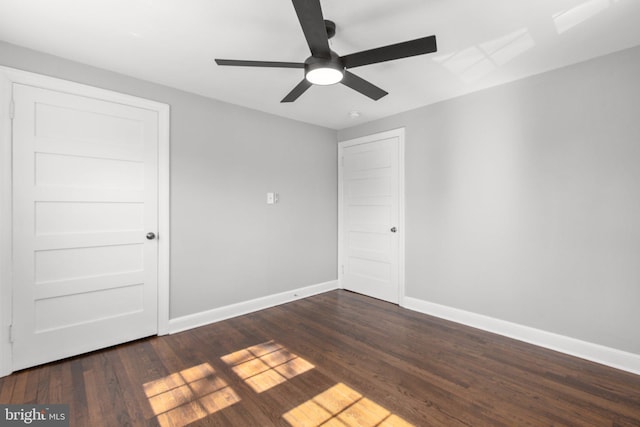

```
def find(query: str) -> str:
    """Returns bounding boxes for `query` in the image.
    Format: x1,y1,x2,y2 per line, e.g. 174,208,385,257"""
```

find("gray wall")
339,45,640,355
0,41,338,319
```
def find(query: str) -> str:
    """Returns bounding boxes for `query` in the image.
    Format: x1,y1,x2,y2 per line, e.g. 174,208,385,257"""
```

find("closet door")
12,83,159,370
339,129,404,304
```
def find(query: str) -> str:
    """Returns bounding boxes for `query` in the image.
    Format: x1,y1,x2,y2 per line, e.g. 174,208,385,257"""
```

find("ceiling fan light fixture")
305,56,344,85
306,67,344,85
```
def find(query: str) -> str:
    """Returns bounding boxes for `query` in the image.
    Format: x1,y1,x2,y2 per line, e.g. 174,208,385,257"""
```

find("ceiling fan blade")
291,0,331,58
281,79,313,103
341,35,437,69
341,71,388,101
215,59,305,68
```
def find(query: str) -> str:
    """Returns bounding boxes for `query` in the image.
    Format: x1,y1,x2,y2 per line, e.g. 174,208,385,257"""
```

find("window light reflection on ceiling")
553,0,610,34
432,28,534,83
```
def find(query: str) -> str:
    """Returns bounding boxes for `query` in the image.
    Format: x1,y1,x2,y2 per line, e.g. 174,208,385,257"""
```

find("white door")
339,129,404,304
12,83,159,370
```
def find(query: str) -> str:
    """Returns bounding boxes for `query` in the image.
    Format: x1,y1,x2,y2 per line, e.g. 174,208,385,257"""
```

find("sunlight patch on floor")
283,383,414,427
221,340,315,393
143,362,240,427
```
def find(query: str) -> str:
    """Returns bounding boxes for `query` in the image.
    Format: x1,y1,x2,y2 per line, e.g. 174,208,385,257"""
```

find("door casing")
338,128,406,304
0,66,171,377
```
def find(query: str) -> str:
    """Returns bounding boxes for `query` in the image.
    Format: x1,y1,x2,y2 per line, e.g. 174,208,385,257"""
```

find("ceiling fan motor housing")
324,19,336,39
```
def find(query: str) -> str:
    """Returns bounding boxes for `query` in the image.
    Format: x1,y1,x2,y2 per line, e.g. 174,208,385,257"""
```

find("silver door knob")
390,227,397,233
146,232,156,240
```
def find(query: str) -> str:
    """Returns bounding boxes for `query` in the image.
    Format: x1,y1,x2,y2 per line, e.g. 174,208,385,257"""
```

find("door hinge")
340,157,344,167
9,98,15,120
8,324,14,343
341,265,345,275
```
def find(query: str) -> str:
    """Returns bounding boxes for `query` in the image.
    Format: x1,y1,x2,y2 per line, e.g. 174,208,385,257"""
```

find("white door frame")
0,66,171,377
338,128,406,304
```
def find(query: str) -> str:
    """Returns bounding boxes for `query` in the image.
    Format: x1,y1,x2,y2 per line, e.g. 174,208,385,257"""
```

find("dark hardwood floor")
1,290,639,426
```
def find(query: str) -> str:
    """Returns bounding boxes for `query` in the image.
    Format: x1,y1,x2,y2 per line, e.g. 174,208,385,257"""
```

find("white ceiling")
1,0,639,129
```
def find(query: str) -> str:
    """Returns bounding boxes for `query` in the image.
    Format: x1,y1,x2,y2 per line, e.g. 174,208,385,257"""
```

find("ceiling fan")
215,0,437,103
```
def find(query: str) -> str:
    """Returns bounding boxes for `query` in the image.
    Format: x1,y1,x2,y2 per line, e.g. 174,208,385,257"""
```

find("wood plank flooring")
1,290,639,426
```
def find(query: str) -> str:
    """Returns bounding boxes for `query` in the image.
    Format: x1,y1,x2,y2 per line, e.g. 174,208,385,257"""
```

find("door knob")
390,227,397,233
146,232,156,240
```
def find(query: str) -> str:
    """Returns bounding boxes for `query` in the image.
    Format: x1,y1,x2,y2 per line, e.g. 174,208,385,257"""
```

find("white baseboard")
402,297,640,376
169,280,339,334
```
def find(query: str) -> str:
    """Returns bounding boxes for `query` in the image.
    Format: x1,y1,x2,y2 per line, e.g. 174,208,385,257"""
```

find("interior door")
339,130,403,303
11,83,159,370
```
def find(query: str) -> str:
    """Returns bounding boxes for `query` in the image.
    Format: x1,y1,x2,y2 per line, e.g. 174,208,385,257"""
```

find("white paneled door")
339,129,404,304
11,83,159,370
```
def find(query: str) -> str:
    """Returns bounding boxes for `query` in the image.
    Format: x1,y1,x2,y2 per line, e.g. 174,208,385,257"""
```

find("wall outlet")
267,192,279,204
